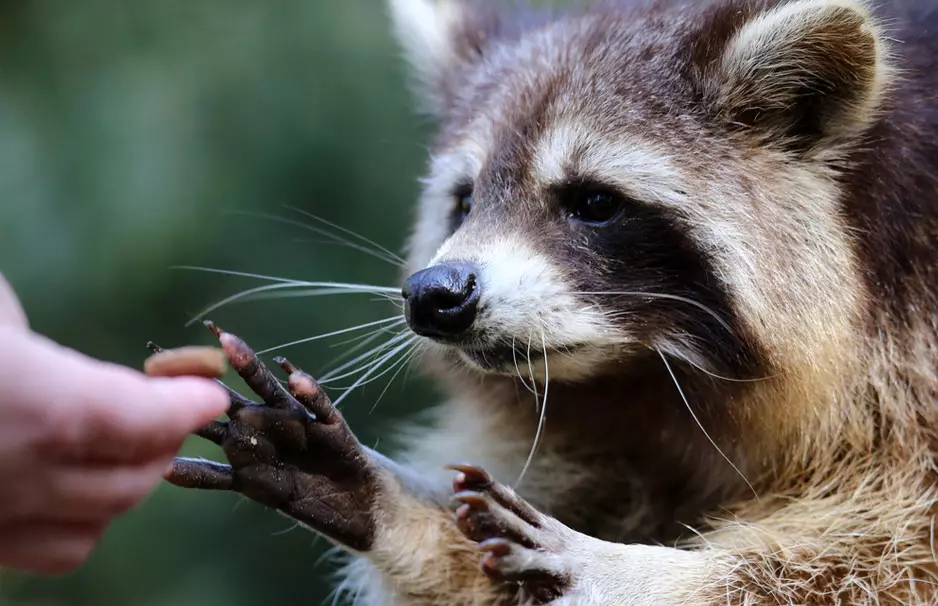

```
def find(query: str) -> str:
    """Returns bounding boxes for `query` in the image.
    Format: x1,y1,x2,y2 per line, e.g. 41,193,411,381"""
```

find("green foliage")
0,2,437,604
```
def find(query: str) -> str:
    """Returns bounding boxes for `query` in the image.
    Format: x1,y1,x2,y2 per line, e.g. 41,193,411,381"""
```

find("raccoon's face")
389,0,890,383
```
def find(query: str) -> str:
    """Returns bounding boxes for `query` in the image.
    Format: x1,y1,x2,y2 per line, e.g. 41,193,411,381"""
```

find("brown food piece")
144,345,228,379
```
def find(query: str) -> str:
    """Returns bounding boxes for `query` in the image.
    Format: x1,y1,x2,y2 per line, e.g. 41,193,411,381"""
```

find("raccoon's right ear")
387,0,503,115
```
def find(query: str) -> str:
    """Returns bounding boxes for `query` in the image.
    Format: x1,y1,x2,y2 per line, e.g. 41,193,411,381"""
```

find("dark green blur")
0,2,441,604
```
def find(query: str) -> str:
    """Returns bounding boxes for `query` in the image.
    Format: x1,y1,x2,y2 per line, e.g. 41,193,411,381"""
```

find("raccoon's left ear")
701,0,893,154
387,0,505,115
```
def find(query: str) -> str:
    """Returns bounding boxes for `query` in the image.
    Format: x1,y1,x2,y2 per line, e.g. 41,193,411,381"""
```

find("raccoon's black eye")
567,187,625,226
451,184,474,231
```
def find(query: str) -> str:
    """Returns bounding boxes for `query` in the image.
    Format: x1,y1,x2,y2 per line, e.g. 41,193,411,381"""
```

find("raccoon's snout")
402,262,480,340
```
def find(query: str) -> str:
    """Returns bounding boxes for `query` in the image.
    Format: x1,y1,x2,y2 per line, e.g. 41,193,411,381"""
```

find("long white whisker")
330,339,417,408
526,332,539,409
656,343,777,383
656,348,758,499
319,331,412,383
375,295,405,310
184,284,399,327
171,266,400,293
254,317,405,355
401,343,425,385
319,326,406,376
368,344,421,414
328,321,404,349
515,330,549,489
239,287,373,300
512,336,537,396
181,282,300,326
235,288,403,305
328,345,415,392
173,267,400,326
573,291,734,335
224,208,405,267
285,206,407,266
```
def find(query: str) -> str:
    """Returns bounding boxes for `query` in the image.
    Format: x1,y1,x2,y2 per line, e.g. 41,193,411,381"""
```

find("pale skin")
0,273,229,576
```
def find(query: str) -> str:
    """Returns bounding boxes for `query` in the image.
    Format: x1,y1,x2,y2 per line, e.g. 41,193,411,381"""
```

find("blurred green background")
0,1,440,604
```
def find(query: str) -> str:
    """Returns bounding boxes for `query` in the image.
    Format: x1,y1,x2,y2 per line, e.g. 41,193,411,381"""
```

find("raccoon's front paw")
155,322,381,552
447,464,574,604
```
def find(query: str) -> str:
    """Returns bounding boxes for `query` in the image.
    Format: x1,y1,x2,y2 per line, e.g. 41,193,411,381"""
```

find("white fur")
387,0,465,112
547,543,712,606
431,234,619,381
534,121,687,206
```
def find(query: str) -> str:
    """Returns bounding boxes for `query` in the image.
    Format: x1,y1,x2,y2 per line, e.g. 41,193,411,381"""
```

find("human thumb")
0,273,28,330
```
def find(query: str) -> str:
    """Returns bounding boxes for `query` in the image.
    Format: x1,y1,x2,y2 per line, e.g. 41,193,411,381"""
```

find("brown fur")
325,0,938,603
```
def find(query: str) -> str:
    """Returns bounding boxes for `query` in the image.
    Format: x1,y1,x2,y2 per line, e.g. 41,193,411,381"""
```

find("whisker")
373,294,405,309
515,330,550,489
526,332,539,408
656,348,758,499
368,343,421,414
328,321,405,349
330,339,418,408
400,340,427,385
185,285,399,327
319,330,413,383
655,341,777,383
270,522,301,537
284,206,407,266
319,326,407,376
512,336,537,396
171,266,400,293
572,291,734,335
254,316,405,355
235,288,402,305
326,338,418,391
172,266,401,326
182,282,322,327
223,208,405,268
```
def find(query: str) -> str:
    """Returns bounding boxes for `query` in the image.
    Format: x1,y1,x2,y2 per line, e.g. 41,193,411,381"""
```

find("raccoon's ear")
387,0,502,115
702,0,892,153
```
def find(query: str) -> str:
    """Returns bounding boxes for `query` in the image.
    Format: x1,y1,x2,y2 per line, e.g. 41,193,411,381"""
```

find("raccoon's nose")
401,262,480,339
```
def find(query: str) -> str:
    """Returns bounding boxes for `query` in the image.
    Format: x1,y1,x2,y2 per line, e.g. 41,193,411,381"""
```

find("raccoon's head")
388,0,892,384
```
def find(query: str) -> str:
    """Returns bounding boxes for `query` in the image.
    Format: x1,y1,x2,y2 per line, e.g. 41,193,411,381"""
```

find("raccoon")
163,0,938,604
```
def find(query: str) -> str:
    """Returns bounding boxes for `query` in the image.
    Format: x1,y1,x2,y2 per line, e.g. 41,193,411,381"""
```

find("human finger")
10,335,229,464
39,458,171,522
0,273,28,330
0,520,105,576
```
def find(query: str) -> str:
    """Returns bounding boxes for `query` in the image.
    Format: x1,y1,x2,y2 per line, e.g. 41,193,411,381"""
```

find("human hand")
0,274,229,575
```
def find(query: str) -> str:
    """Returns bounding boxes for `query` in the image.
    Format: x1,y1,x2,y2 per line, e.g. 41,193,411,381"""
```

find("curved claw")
166,457,234,491
453,491,490,510
204,321,302,413
479,537,513,556
445,463,493,492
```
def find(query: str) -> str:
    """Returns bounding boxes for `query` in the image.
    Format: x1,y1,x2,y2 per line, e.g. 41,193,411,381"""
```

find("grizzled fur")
316,0,938,603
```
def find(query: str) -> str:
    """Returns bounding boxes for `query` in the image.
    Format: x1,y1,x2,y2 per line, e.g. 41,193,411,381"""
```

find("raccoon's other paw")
447,464,574,605
154,322,381,552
